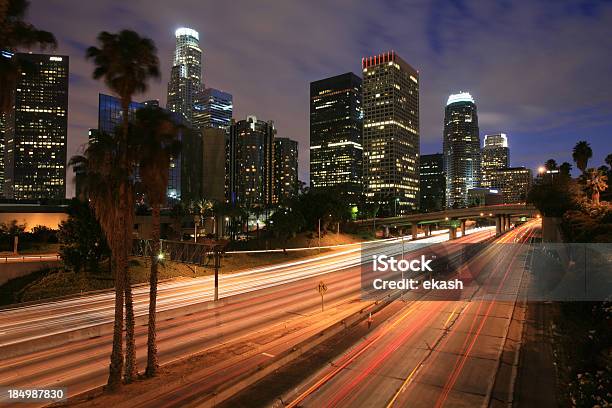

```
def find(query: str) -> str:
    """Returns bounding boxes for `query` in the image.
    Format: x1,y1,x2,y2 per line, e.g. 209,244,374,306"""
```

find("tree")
0,0,56,113
85,29,160,388
58,199,110,273
572,141,592,173
132,106,180,377
269,208,305,251
584,168,608,206
559,162,572,178
544,158,558,171
527,180,583,217
605,153,612,169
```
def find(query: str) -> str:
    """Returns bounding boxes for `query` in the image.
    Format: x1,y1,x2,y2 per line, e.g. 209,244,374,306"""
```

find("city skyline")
24,0,612,197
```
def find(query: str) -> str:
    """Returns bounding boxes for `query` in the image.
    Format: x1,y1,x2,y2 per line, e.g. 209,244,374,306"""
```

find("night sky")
28,0,612,197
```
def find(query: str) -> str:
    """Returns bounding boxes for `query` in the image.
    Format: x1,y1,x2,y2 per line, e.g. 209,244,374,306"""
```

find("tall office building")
202,127,227,203
193,88,233,130
98,93,143,134
362,51,420,214
167,27,202,124
310,73,362,200
98,93,201,203
443,92,481,208
481,133,509,188
274,137,298,203
489,167,532,204
3,53,68,200
419,153,446,212
228,116,275,207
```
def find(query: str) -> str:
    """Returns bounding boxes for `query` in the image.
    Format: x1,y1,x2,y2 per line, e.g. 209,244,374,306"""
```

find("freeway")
286,220,537,408
0,228,490,356
0,228,492,407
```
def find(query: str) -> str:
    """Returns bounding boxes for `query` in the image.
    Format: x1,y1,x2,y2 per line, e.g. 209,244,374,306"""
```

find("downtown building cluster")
310,54,532,214
0,27,299,208
0,34,532,212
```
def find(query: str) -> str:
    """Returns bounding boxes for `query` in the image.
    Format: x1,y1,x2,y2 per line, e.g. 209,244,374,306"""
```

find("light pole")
318,218,321,253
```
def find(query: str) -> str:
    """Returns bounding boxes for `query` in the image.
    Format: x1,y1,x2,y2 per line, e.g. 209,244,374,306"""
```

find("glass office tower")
481,133,510,188
443,92,481,208
310,73,362,201
167,27,202,124
193,88,233,130
419,153,446,212
3,53,68,200
362,51,420,214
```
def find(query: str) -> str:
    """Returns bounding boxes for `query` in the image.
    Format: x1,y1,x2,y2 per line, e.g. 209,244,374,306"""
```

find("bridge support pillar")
425,225,431,237
505,215,511,231
449,226,457,240
496,216,502,236
383,225,389,238
460,220,466,237
411,223,419,240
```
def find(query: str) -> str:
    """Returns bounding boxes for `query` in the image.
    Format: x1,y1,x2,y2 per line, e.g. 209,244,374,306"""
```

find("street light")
538,166,546,175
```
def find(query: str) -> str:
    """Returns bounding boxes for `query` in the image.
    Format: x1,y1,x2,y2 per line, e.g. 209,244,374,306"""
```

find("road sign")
317,281,327,311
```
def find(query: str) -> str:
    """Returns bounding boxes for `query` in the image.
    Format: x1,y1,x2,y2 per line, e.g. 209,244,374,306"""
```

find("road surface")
286,221,536,408
0,229,492,407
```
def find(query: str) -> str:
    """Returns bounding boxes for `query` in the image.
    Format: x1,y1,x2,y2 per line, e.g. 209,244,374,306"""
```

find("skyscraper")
362,51,420,214
193,88,233,130
3,53,68,200
489,167,532,204
274,137,299,203
98,93,201,203
310,73,362,200
202,127,227,203
443,92,481,208
167,27,202,124
228,116,275,207
481,133,509,188
419,153,445,212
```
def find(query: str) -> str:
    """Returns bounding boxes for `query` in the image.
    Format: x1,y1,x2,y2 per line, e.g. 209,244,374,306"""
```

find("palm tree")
544,159,558,171
572,141,592,173
1,0,56,112
86,29,160,388
585,168,608,206
132,106,181,377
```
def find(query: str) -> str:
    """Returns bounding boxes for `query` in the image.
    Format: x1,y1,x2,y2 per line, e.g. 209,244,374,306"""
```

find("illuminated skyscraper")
362,51,420,214
3,53,68,200
274,137,298,203
228,116,275,207
489,167,532,204
481,133,509,188
310,73,362,200
193,88,233,130
167,27,202,124
443,92,481,208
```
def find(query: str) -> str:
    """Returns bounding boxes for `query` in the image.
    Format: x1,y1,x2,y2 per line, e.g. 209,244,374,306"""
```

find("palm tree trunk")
107,219,125,391
119,102,138,383
145,203,160,377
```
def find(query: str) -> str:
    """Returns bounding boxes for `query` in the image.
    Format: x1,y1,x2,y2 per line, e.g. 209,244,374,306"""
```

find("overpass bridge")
355,204,538,240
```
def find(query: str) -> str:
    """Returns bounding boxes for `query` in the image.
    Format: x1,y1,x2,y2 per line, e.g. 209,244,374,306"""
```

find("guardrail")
0,254,60,263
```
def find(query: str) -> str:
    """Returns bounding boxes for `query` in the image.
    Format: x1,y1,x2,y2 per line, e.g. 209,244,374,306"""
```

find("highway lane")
0,228,489,355
0,229,492,407
287,221,536,408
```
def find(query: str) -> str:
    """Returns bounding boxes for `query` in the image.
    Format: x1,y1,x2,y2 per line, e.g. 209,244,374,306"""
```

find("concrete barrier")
0,259,59,286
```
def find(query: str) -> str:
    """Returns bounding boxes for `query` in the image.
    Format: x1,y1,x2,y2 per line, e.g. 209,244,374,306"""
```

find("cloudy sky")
28,0,612,197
